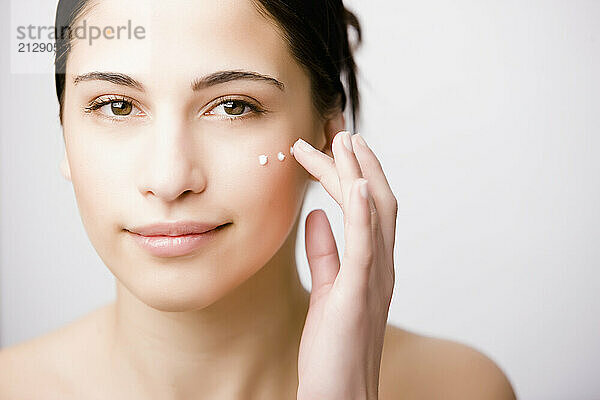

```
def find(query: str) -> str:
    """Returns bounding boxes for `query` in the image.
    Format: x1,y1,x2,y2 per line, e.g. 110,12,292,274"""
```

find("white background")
1,1,599,399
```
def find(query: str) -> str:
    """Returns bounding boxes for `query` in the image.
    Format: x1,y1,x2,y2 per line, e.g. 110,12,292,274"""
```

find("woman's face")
61,0,327,311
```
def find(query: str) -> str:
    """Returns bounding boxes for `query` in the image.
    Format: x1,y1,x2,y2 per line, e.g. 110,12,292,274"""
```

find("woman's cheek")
221,137,306,256
67,135,131,260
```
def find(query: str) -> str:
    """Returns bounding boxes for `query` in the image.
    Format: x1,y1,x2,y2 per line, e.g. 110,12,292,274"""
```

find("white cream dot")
258,155,268,165
290,145,294,156
277,152,285,161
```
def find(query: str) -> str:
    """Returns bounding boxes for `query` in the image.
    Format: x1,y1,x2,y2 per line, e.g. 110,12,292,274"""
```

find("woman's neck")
107,223,310,400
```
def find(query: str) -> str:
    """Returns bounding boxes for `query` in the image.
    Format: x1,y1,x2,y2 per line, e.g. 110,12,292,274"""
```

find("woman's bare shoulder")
379,324,517,400
0,304,113,399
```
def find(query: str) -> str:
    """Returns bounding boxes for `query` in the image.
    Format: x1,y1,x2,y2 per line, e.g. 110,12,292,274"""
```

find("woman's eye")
98,100,143,117
108,101,133,116
222,100,246,116
85,98,145,119
205,99,255,118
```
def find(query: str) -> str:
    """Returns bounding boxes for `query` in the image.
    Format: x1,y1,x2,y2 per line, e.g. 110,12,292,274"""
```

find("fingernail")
359,179,369,199
296,138,315,152
340,131,354,153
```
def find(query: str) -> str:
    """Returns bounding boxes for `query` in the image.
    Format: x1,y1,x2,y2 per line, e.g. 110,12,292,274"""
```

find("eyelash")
205,96,267,122
83,95,266,123
83,95,144,122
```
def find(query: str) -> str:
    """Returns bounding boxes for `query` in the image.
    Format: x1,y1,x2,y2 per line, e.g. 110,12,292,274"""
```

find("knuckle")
370,205,378,217
354,253,373,270
363,248,374,266
361,243,375,263
372,155,383,171
307,251,339,266
372,219,381,236
314,169,325,182
390,195,398,215
368,197,378,215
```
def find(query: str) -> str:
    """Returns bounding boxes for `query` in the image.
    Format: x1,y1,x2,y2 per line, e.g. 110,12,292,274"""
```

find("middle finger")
332,130,364,212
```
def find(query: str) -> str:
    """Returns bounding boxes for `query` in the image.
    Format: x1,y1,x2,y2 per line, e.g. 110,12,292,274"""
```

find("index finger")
292,138,343,206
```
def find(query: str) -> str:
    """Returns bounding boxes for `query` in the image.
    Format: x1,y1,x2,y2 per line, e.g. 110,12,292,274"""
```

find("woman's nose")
137,117,207,202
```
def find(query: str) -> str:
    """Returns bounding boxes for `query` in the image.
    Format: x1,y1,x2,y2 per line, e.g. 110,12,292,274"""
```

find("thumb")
305,209,340,302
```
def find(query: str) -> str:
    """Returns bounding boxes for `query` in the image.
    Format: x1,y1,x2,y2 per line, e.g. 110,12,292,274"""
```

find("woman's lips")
127,224,229,257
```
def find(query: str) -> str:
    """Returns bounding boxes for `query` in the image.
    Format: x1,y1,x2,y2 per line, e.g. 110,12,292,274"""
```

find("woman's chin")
118,271,238,312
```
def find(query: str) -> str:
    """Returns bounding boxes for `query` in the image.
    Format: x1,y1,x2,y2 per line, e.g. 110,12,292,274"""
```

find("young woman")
1,0,516,399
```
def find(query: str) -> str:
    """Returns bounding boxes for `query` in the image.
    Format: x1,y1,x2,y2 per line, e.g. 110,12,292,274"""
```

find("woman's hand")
292,131,398,400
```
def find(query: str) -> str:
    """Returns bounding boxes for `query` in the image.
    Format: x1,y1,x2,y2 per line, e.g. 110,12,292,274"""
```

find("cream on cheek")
219,136,303,197
257,149,291,165
245,149,303,251
221,134,304,218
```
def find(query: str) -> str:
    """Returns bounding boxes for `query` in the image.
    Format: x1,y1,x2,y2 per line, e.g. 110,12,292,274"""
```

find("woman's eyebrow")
71,70,286,92
191,70,285,92
73,72,144,91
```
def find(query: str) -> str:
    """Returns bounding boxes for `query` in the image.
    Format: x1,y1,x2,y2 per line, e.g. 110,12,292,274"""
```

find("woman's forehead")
66,0,295,86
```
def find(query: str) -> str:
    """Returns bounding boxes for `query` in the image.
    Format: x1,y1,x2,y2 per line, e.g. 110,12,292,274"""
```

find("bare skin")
0,1,517,399
0,210,515,399
0,305,516,399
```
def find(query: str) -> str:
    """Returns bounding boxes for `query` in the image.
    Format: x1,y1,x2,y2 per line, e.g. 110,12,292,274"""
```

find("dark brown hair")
54,0,362,131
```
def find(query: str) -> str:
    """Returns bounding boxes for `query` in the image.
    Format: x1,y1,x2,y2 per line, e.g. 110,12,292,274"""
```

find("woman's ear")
60,149,72,182
307,111,345,182
318,111,346,158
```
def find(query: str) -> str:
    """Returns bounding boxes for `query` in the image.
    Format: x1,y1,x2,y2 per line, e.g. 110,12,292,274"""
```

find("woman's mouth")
126,223,230,258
